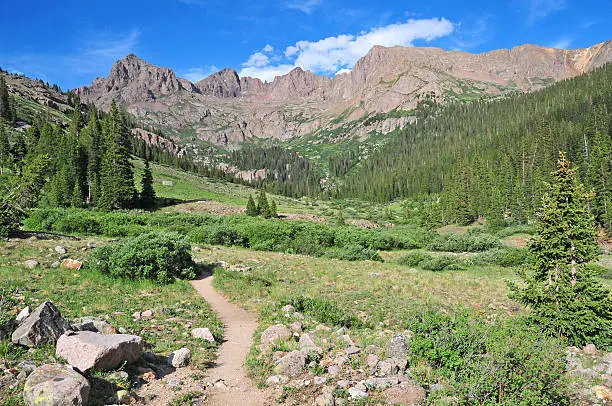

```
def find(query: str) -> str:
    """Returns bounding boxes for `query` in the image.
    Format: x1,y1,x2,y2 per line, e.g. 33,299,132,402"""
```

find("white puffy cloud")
283,0,323,15
238,17,454,82
262,44,274,53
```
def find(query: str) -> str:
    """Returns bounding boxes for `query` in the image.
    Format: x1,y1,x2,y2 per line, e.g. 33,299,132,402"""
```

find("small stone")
290,321,303,332
23,259,39,269
191,327,215,342
342,334,354,346
365,377,398,389
336,380,350,388
50,261,60,269
314,376,327,385
110,371,129,380
346,346,361,356
71,316,116,334
348,387,368,399
583,343,598,356
54,246,67,255
299,333,319,350
132,312,141,320
18,361,37,373
141,309,154,318
165,378,182,387
282,304,295,314
293,312,305,319
266,375,289,385
168,347,191,368
142,371,156,382
328,365,341,376
87,241,97,249
366,354,379,374
316,325,331,332
378,360,393,376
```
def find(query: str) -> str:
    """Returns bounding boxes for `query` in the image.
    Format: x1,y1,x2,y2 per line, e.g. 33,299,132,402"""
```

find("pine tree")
257,187,269,218
98,100,136,210
139,159,156,209
246,195,258,216
586,132,612,233
510,151,612,348
0,123,9,175
268,200,277,218
84,105,102,203
0,76,10,121
11,132,26,176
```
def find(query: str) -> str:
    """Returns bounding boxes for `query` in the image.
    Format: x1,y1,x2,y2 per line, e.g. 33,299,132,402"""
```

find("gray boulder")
23,364,90,406
191,327,215,342
261,324,292,350
274,350,307,377
56,331,143,372
24,259,39,269
11,301,71,347
54,246,67,255
168,347,191,368
16,306,31,324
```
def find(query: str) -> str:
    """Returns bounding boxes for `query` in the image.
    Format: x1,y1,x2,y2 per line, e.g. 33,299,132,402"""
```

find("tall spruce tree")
246,195,258,216
268,200,277,218
98,100,136,210
586,131,612,233
510,151,612,348
0,124,9,175
0,76,10,121
84,105,103,203
257,187,269,218
139,159,156,209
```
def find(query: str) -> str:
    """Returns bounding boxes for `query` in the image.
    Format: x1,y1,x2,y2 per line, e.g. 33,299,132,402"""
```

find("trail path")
190,272,273,405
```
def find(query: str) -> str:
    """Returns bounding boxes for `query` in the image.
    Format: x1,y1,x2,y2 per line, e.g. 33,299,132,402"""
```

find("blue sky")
0,0,609,89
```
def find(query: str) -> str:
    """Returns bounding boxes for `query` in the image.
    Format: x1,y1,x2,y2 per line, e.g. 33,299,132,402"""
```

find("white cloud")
550,37,572,49
238,17,454,82
283,0,323,15
179,66,220,82
527,0,567,24
83,29,141,59
262,44,274,53
335,68,351,75
243,52,269,68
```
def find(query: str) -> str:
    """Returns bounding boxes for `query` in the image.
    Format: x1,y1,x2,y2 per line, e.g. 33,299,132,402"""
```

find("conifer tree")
257,187,269,218
98,100,136,210
0,124,9,175
0,76,10,121
246,195,258,216
586,132,612,232
510,151,612,347
84,105,102,203
11,132,26,176
139,159,156,209
268,199,277,218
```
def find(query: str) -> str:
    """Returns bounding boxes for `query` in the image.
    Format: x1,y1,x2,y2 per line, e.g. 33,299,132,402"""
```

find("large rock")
56,331,143,372
11,301,71,347
191,327,215,342
61,259,83,270
382,384,426,405
24,259,39,269
23,364,90,406
261,324,292,350
274,350,307,377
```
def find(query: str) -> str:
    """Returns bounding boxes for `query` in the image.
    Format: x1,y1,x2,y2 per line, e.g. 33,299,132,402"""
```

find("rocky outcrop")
55,331,143,372
11,301,71,347
23,364,90,406
75,41,612,149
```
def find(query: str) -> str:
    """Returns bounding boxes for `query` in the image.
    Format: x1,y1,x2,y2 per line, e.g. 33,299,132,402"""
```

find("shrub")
471,248,530,267
287,297,366,328
427,233,503,252
323,244,383,262
397,250,432,267
89,232,196,284
408,311,569,404
419,255,464,271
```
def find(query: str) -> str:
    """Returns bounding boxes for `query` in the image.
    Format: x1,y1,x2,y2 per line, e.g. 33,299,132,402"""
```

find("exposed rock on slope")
75,41,612,148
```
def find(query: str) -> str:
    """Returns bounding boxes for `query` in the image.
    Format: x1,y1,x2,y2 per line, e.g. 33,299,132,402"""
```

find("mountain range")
69,40,611,150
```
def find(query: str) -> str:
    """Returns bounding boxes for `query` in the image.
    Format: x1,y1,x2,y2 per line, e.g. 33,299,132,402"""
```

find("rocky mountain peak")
196,68,242,98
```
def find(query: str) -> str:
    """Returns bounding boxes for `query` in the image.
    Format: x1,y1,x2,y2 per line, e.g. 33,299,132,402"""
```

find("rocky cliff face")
75,41,612,148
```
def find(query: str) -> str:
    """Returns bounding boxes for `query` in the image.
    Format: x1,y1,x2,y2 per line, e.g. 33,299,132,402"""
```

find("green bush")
89,232,196,284
419,255,464,271
397,250,432,267
408,311,569,404
427,233,503,253
470,248,530,267
287,297,367,328
323,244,383,262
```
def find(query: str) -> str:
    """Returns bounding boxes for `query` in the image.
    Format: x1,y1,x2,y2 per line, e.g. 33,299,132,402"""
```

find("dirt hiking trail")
191,272,273,405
